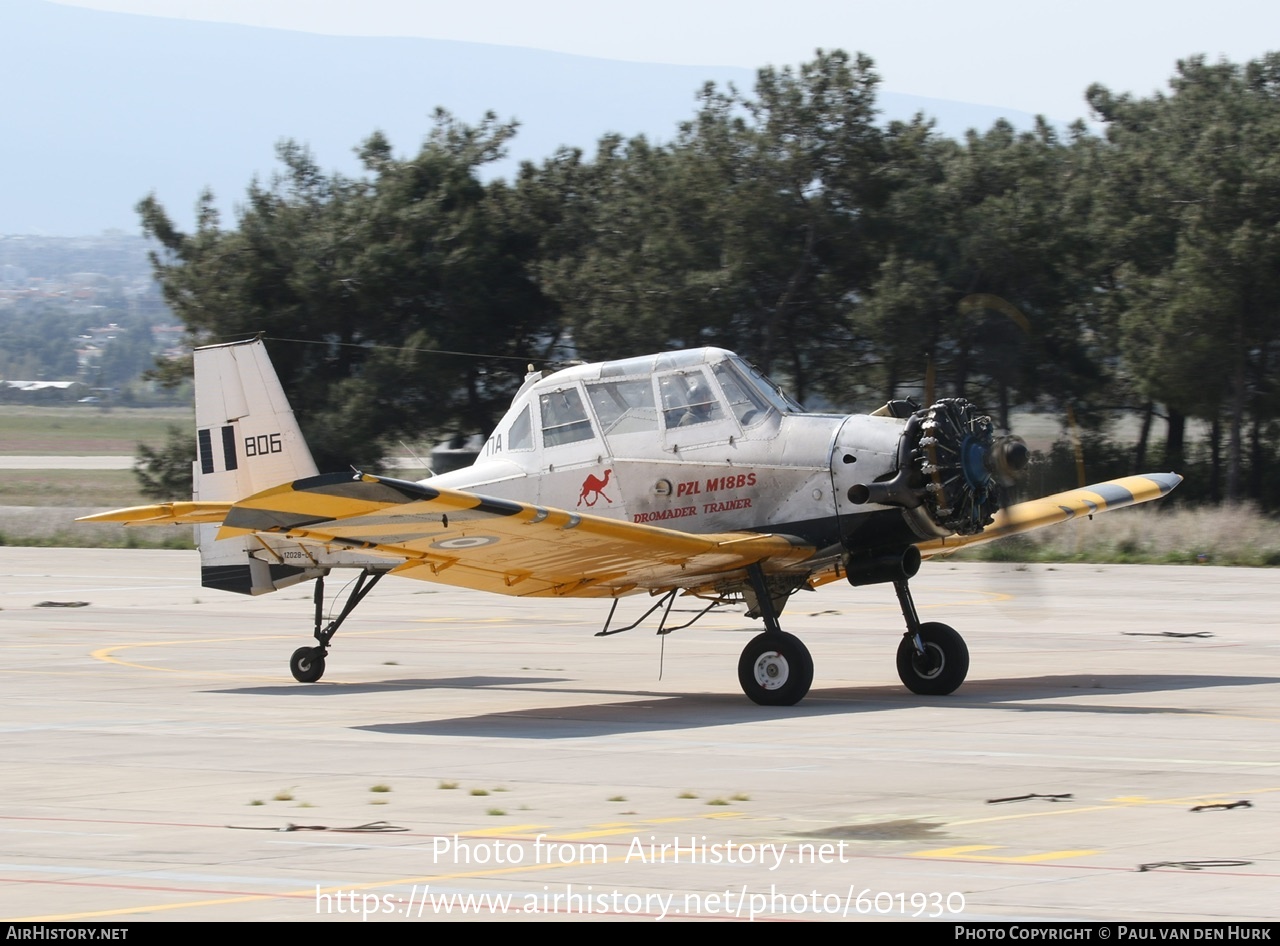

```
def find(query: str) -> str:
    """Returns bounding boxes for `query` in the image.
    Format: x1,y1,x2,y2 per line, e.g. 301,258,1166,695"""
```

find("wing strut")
595,590,727,637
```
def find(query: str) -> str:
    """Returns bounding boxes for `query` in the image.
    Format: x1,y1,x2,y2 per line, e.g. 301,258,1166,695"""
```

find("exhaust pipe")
845,546,922,587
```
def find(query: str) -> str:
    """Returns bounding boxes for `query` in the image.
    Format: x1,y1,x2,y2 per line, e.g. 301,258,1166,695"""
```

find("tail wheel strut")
288,570,385,683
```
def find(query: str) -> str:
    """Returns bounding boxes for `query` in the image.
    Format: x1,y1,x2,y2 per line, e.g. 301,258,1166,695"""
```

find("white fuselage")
429,348,908,551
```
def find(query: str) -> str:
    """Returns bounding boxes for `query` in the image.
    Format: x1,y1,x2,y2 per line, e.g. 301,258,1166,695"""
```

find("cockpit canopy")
484,348,801,458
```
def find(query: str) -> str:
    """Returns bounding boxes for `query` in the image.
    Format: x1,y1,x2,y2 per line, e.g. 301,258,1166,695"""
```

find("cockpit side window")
658,369,724,429
731,356,804,413
586,378,658,436
539,387,595,447
712,361,773,427
507,404,533,450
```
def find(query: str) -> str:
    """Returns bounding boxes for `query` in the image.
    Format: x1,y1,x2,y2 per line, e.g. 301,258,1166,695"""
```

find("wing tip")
1148,472,1183,494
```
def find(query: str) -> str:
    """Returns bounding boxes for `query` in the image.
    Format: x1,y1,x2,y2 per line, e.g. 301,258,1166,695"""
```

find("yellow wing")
800,472,1182,588
85,472,815,599
914,472,1183,556
81,471,1181,596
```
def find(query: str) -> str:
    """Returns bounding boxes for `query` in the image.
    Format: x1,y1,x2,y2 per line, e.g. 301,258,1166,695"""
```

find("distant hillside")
4,0,1062,235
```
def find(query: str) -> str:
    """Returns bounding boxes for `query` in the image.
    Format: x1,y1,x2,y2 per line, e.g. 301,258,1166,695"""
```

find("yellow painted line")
915,845,1098,863
802,589,1015,615
917,844,997,856
903,787,1280,869
19,856,591,922
20,892,287,922
462,824,550,836
409,617,529,626
952,785,1280,827
543,812,749,840
83,586,1014,679
554,826,661,840
999,850,1099,863
87,622,523,678
952,802,1130,827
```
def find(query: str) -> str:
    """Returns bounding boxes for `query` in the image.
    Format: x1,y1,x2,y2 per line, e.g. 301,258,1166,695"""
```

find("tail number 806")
245,432,283,457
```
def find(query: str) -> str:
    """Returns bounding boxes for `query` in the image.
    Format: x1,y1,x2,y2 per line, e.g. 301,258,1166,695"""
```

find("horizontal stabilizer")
77,502,234,526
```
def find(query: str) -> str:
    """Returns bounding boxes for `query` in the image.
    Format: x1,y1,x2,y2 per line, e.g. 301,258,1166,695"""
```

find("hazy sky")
49,0,1280,122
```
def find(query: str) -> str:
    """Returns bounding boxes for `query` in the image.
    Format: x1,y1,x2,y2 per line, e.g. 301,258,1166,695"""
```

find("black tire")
290,646,326,683
896,622,968,695
738,631,814,706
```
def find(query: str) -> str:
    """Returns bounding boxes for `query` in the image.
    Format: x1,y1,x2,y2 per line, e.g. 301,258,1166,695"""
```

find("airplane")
81,339,1181,706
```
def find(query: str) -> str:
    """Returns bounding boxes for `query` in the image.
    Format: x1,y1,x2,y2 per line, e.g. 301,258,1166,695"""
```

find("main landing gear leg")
736,563,813,706
289,570,385,683
892,579,969,695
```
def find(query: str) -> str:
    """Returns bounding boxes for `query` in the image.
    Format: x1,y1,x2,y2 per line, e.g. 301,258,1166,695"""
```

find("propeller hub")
996,439,1030,476
961,435,992,492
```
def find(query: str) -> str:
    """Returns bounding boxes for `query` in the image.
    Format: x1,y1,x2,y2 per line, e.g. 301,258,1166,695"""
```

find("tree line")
138,51,1280,507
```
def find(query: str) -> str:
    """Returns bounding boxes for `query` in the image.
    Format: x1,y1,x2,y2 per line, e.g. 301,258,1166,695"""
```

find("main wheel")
896,622,968,695
738,631,814,706
290,646,326,683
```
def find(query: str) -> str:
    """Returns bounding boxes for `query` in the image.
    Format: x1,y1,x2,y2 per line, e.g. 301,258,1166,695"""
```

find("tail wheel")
738,631,814,706
896,622,968,695
290,646,326,683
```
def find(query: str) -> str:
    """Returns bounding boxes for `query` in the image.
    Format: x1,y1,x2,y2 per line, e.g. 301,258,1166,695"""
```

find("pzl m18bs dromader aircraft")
83,339,1180,705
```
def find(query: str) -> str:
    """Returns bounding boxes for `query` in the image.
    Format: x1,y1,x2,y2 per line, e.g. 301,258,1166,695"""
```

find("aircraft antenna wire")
198,333,573,369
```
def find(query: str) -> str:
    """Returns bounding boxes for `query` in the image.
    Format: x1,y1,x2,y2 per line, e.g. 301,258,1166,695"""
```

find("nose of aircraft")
847,398,1026,538
987,436,1029,484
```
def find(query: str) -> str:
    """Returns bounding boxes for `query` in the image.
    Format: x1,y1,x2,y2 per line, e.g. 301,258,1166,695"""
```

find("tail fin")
194,339,318,500
194,339,322,595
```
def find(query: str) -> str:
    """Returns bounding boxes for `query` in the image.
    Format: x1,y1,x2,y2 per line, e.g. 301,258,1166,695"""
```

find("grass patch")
953,503,1280,567
273,789,294,802
608,795,627,802
0,523,195,549
0,406,193,455
487,808,506,816
438,781,458,790
706,798,730,806
730,793,750,802
370,784,391,794
677,791,698,799
0,470,149,508
469,788,489,796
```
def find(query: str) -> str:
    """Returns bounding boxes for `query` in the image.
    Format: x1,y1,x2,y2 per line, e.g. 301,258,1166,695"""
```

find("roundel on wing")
431,535,500,550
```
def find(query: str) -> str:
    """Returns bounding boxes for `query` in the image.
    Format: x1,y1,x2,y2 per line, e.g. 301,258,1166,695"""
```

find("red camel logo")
577,469,614,507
